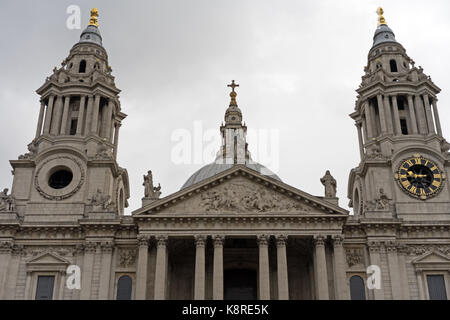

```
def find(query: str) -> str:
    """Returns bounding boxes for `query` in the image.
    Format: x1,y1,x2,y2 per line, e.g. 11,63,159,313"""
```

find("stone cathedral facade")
0,8,449,300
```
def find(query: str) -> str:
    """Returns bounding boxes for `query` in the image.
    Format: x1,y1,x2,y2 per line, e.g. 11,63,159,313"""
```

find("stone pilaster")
212,235,224,300
275,235,289,300
91,95,101,134
423,94,436,134
98,241,114,300
76,96,86,135
367,241,384,300
80,241,97,300
43,95,55,134
391,95,401,135
385,241,402,299
60,95,71,135
35,100,46,138
257,234,270,300
407,95,418,134
376,94,387,134
0,240,13,300
431,98,443,136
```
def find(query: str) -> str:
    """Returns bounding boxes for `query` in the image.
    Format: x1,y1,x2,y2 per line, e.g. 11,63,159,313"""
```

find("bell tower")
6,9,130,222
348,8,450,220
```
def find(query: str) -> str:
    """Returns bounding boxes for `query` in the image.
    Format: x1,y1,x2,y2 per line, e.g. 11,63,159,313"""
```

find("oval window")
48,169,73,189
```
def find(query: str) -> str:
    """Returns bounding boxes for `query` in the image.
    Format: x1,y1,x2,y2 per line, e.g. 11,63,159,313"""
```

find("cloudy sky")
0,0,449,214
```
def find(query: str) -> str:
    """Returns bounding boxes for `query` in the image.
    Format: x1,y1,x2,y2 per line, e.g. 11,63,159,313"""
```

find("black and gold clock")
395,155,445,200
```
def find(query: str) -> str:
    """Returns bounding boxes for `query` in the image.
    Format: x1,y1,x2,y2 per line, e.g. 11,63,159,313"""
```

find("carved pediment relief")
137,172,346,215
412,251,450,265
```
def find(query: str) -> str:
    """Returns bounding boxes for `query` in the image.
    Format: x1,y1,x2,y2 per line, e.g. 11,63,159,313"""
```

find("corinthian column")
257,234,270,300
276,235,289,300
314,235,329,300
194,235,206,300
212,235,224,300
154,235,168,300
135,235,150,299
376,94,387,134
332,235,349,300
35,100,46,139
98,242,114,300
43,95,55,134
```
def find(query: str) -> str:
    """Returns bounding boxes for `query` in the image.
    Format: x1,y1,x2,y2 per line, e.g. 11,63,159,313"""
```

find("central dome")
181,161,281,189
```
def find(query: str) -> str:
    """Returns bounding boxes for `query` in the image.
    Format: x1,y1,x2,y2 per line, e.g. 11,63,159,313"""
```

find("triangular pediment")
133,165,348,216
412,251,450,265
27,251,71,266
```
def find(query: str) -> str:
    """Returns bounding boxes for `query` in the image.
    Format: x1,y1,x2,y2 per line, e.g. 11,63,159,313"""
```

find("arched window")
350,275,366,300
79,60,86,73
116,275,132,300
119,189,124,215
390,59,398,72
353,188,360,215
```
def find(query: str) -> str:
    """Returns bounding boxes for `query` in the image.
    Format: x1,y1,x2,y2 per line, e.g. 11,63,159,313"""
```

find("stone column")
60,96,71,135
24,271,32,300
376,94,387,134
50,95,63,135
368,241,384,300
397,246,410,300
113,123,121,159
58,270,66,300
383,95,394,134
154,235,168,300
356,123,365,160
391,95,402,135
407,95,419,134
275,235,289,300
364,103,374,138
85,95,94,134
91,95,101,134
332,235,349,300
35,100,46,139
135,235,150,300
104,100,114,141
43,95,55,134
0,241,13,300
414,95,428,134
431,99,443,136
257,234,270,300
212,235,224,300
80,242,97,300
385,242,402,299
423,94,436,134
314,235,329,300
98,242,114,300
194,235,206,300
76,96,86,136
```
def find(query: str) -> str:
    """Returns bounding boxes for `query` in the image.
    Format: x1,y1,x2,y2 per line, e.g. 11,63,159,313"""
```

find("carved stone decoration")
256,234,269,246
0,240,14,254
194,235,206,248
313,235,326,247
0,188,16,212
405,245,450,256
34,155,85,200
88,189,113,211
137,235,150,248
92,140,113,160
212,235,225,247
199,181,312,213
118,249,137,267
275,235,288,248
155,235,168,247
365,188,393,211
320,170,337,198
345,248,364,267
84,241,98,254
368,241,383,253
18,140,38,160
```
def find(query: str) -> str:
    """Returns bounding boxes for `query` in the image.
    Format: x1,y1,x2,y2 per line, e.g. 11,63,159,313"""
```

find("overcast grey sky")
0,0,449,214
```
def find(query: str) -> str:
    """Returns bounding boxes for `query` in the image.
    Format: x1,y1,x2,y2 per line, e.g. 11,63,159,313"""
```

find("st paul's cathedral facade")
0,8,449,300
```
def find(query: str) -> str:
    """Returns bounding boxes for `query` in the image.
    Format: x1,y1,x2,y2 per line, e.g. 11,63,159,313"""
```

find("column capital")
155,235,168,247
257,234,270,246
275,235,288,247
101,241,115,253
194,235,207,247
137,234,150,247
212,235,225,247
332,235,344,247
84,241,98,254
313,235,326,246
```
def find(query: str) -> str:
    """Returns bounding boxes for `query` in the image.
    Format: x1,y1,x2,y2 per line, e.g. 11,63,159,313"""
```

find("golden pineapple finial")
88,8,99,27
376,7,386,26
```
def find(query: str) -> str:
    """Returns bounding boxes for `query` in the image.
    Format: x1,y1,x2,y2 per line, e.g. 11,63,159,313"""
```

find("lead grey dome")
181,161,282,189
372,24,397,48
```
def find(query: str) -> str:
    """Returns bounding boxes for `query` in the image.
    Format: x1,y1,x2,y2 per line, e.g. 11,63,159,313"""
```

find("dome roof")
372,24,397,48
79,25,103,47
181,161,282,189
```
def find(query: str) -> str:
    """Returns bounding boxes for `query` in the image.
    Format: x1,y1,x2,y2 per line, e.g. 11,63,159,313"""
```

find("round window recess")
231,116,236,121
48,169,73,189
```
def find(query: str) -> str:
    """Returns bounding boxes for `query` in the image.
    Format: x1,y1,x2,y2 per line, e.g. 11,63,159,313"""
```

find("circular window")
231,116,236,120
48,169,73,189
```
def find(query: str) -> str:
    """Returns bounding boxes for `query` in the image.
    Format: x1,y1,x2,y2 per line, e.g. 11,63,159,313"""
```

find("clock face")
395,156,444,200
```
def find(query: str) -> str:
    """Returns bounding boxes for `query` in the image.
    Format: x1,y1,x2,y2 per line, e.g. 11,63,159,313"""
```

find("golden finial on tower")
227,80,239,106
88,8,99,27
376,7,386,26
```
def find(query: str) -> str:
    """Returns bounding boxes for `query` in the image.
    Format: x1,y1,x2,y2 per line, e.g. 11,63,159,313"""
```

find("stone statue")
0,188,16,211
18,140,38,160
143,170,161,199
321,170,337,198
375,188,391,210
